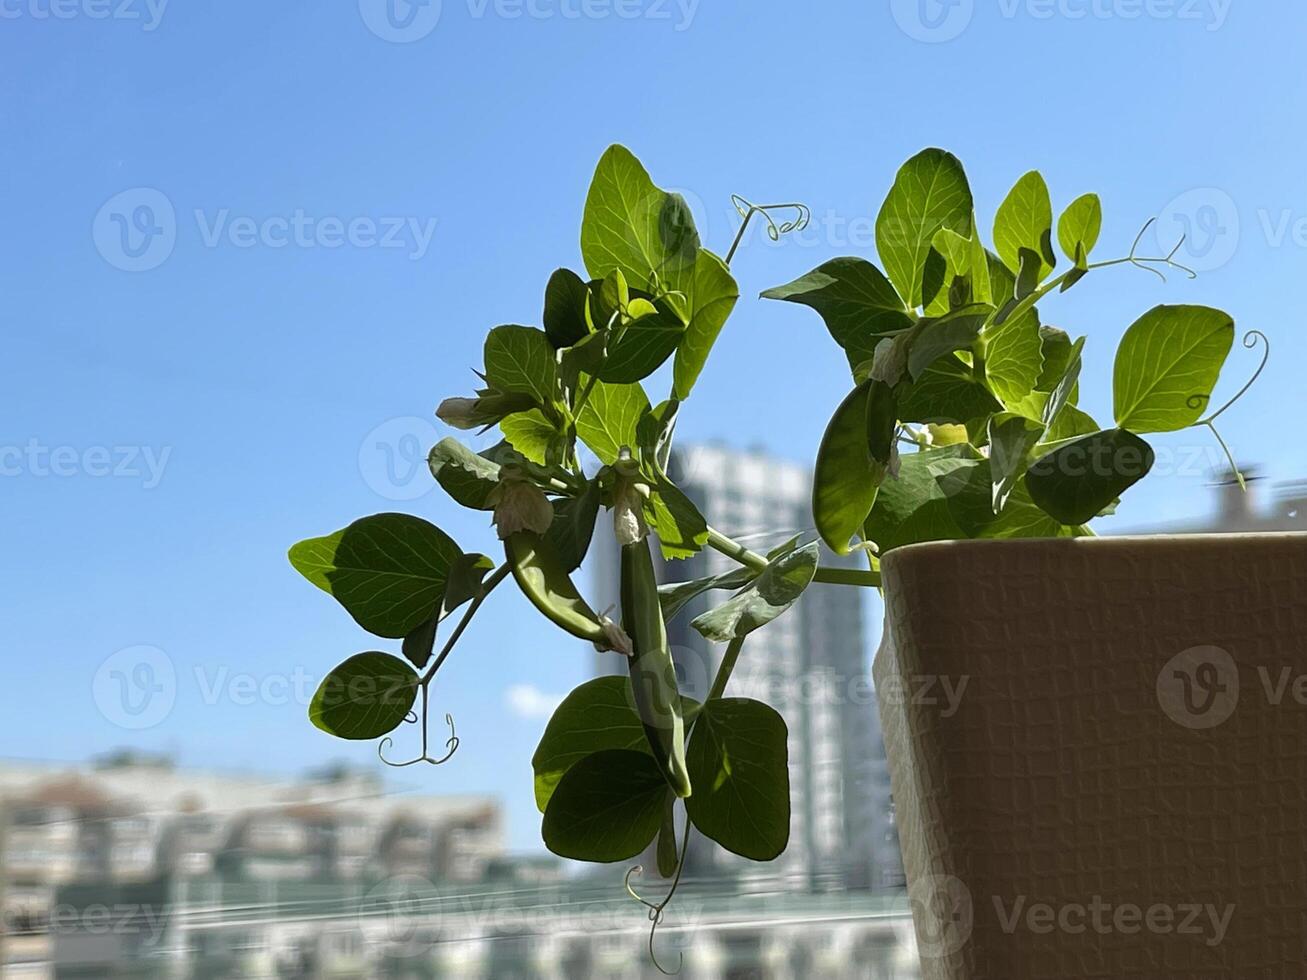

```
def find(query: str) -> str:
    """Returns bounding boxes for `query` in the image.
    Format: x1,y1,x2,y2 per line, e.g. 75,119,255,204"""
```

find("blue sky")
2,0,1303,852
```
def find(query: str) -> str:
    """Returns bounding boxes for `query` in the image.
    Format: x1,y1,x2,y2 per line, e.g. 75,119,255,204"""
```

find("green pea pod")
621,538,692,798
506,531,606,644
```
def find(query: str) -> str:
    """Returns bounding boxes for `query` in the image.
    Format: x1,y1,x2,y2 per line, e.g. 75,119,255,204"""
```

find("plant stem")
421,562,512,686
814,566,881,587
705,526,768,572
706,635,746,702
706,526,881,587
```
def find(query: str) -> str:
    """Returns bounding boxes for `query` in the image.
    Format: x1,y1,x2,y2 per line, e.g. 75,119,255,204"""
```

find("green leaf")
544,268,591,349
541,749,669,863
685,698,790,862
1042,336,1085,429
1026,428,1155,524
483,325,559,407
575,379,649,465
994,170,1056,280
1113,305,1235,433
643,476,709,560
931,223,992,310
864,446,977,553
760,257,913,365
658,567,757,621
580,145,700,294
598,307,684,384
876,148,973,309
400,618,438,670
985,307,1045,409
636,399,680,473
289,514,462,638
906,305,989,380
309,652,418,740
671,250,740,400
442,552,494,616
865,379,898,466
988,413,1046,513
898,356,1002,430
500,409,558,466
399,550,494,670
1045,402,1098,443
813,381,884,554
1034,326,1076,392
428,438,501,510
545,481,600,573
690,543,819,642
942,460,1076,541
532,676,667,812
1058,193,1103,267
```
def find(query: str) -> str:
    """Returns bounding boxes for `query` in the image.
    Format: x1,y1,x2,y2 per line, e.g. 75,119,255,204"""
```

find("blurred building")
1149,470,1307,534
0,750,916,978
0,751,501,978
593,444,904,894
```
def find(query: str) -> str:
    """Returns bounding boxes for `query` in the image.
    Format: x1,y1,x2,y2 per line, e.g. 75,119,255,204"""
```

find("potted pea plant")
290,146,1293,975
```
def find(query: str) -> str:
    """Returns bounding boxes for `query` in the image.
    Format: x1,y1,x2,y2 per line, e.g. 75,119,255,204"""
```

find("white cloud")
504,684,564,721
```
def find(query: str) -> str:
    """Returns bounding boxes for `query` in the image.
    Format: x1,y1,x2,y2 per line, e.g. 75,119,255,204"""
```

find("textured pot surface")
873,533,1307,980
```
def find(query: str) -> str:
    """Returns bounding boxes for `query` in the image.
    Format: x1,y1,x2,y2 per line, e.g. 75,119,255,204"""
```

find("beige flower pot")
873,533,1307,979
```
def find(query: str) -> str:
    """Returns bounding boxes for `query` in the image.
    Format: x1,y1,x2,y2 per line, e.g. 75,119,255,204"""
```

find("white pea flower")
489,476,554,540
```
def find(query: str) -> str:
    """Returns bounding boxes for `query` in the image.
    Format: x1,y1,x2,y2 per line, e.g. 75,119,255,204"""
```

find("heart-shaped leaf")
685,698,789,861
1026,428,1155,524
1113,305,1235,433
876,148,973,309
289,514,462,638
542,749,670,863
309,652,418,740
